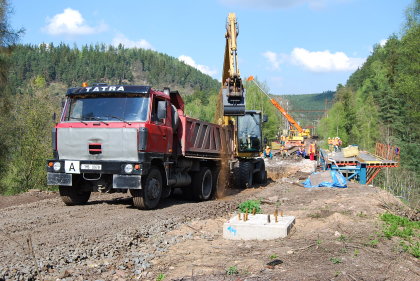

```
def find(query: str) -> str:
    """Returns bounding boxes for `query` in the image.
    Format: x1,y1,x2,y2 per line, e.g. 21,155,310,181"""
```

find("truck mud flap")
47,172,72,186
113,175,142,189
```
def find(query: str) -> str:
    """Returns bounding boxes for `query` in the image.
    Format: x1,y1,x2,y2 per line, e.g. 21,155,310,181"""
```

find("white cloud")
219,0,348,9
112,34,154,49
178,55,217,77
291,47,365,72
263,51,280,69
379,39,388,47
44,8,107,35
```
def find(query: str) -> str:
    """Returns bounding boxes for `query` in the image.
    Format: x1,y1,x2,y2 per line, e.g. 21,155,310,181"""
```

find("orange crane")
247,76,310,139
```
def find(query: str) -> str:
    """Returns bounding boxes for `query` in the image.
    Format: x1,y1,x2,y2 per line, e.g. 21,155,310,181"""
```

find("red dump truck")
46,84,239,209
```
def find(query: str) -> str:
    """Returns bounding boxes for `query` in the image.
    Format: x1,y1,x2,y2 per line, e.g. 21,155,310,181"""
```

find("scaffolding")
319,148,399,185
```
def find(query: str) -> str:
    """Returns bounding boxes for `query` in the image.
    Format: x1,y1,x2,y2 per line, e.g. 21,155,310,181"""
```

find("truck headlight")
124,164,133,174
53,162,61,171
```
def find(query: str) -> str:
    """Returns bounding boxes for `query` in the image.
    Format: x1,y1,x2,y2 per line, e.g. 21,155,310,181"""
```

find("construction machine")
218,13,267,187
247,77,313,157
221,13,246,116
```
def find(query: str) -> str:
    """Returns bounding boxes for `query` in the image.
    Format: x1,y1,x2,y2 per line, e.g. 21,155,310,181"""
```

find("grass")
368,239,379,247
330,257,342,264
356,211,367,218
380,213,420,258
155,273,166,281
238,199,261,214
226,265,239,275
338,234,347,242
269,254,278,260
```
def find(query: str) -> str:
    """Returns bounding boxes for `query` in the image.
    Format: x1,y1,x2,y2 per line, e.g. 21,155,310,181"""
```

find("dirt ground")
0,159,419,281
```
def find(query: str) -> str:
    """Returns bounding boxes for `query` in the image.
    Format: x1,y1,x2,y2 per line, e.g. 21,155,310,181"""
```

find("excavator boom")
221,13,246,116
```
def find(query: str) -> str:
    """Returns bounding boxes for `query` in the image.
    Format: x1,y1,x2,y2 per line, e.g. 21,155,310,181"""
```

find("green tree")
244,78,282,140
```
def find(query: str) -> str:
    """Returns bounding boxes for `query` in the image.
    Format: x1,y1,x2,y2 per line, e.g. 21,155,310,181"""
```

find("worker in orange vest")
328,137,333,151
263,145,273,159
334,137,340,152
309,142,316,161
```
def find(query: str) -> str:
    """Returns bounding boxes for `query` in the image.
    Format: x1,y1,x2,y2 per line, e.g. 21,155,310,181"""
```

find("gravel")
0,192,247,280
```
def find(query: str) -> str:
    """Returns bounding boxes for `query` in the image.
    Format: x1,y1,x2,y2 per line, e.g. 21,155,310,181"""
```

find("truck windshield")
64,96,149,122
237,113,262,153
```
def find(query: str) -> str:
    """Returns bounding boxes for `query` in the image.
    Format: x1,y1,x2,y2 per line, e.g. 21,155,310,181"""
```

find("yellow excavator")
217,13,267,187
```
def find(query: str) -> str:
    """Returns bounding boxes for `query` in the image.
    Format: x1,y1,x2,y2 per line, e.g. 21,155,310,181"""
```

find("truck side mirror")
157,100,167,120
52,112,56,122
263,115,268,123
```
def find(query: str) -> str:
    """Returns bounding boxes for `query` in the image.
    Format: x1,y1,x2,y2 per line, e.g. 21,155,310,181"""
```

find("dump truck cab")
47,85,181,208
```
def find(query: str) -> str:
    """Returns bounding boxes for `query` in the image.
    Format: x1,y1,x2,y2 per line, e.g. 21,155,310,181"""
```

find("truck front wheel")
131,166,162,210
59,177,91,206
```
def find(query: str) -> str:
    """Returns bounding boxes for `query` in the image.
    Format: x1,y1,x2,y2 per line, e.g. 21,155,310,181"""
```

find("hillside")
272,91,335,128
7,44,220,95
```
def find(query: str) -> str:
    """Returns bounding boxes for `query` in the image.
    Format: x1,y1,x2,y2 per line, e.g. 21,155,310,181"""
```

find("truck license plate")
65,161,80,174
81,164,102,170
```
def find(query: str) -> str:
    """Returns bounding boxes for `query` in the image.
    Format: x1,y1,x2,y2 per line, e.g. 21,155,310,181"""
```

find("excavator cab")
237,110,262,153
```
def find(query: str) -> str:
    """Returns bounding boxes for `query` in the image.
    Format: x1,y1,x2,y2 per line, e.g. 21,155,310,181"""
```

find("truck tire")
192,167,213,201
238,161,253,188
59,178,91,206
255,159,267,184
131,166,162,210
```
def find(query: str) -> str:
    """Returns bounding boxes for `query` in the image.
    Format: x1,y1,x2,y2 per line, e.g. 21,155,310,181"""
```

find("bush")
238,199,261,213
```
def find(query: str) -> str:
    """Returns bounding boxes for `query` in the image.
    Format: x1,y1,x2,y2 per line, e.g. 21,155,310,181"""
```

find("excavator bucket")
222,76,246,116
222,88,246,115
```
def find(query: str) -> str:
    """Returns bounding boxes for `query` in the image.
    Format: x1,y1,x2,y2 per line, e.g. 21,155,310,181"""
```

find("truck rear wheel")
59,178,91,206
238,161,253,188
192,167,213,201
131,166,162,210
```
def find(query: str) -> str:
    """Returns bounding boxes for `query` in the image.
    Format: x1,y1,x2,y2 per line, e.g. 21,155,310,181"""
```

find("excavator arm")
221,13,246,116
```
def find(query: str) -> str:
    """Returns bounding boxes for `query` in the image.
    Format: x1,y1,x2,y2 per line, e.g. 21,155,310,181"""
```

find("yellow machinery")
217,13,266,187
221,13,246,116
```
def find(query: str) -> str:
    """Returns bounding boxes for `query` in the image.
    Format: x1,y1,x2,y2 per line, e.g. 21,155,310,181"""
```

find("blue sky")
10,0,412,94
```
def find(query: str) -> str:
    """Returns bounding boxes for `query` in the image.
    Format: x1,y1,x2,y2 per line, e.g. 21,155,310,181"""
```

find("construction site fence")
375,142,400,162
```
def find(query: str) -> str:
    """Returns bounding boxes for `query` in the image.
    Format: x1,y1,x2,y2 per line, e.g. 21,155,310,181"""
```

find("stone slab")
223,214,295,240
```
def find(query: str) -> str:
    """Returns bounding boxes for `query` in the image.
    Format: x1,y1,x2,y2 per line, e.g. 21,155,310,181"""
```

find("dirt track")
0,160,419,281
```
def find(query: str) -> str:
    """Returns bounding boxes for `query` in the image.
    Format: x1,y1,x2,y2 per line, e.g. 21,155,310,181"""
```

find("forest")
280,91,335,128
317,0,419,204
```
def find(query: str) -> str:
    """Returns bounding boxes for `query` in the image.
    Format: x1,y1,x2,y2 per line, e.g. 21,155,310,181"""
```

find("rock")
60,269,72,278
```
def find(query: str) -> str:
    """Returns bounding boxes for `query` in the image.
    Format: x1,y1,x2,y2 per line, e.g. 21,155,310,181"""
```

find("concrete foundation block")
223,214,295,240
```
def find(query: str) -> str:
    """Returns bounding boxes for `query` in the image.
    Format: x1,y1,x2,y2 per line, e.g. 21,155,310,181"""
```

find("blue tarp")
303,171,347,188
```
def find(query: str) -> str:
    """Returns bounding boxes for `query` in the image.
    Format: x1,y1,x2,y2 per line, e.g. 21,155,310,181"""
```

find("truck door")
148,97,173,154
